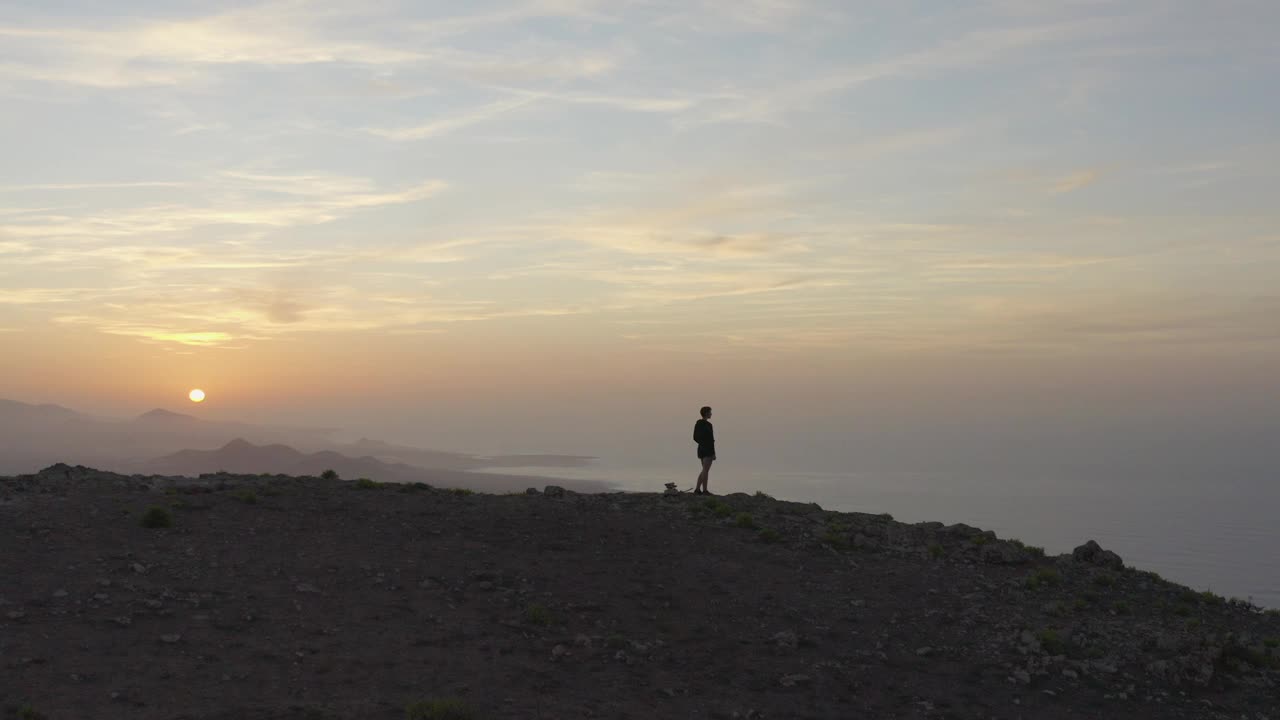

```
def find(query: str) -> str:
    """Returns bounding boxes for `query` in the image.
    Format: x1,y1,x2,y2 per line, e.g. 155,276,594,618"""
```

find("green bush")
1200,590,1225,604
449,488,475,496
820,529,848,550
1038,629,1066,655
712,504,732,518
1092,573,1115,588
321,469,339,480
524,604,553,626
1113,600,1131,615
928,543,944,559
1025,568,1060,590
140,506,173,529
758,528,781,543
18,705,48,720
233,490,258,504
733,513,755,529
753,491,774,500
354,478,383,489
405,698,476,720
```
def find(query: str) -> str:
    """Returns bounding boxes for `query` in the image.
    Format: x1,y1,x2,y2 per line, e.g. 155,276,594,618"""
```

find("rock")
159,634,181,643
112,616,132,627
551,644,569,660
772,631,799,650
52,589,68,598
1062,669,1079,679
1071,540,1124,570
916,646,933,656
131,563,147,574
6,610,26,620
1012,669,1031,685
543,485,566,498
779,674,811,687
295,583,321,594
525,488,540,495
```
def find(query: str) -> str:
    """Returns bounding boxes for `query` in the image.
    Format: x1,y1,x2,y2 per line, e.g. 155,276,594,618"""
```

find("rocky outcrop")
1073,539,1125,569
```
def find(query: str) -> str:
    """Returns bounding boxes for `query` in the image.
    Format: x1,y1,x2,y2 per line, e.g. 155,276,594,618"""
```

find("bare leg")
697,457,713,493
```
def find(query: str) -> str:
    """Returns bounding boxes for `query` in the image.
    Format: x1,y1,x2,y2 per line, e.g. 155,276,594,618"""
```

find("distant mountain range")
0,398,596,489
140,438,605,493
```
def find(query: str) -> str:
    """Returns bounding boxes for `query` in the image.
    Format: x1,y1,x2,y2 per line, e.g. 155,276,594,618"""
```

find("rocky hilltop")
2,465,1278,719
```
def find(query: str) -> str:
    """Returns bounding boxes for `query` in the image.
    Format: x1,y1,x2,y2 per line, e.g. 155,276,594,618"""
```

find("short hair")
699,406,712,418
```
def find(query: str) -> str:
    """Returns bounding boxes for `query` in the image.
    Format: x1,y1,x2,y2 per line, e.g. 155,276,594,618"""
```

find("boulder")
1071,540,1124,570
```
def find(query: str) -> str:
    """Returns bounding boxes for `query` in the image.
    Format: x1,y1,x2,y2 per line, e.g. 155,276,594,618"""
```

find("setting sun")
188,388,206,403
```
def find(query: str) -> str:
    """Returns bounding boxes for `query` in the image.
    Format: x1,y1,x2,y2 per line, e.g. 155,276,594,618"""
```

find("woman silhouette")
693,406,715,495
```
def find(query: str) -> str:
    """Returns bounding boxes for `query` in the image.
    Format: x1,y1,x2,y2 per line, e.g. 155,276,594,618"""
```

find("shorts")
697,446,716,460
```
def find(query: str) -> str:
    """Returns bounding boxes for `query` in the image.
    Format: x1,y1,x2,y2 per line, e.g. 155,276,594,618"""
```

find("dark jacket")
693,419,715,450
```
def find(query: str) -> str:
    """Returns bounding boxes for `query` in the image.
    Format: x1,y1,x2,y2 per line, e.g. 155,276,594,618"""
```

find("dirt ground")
2,467,1277,719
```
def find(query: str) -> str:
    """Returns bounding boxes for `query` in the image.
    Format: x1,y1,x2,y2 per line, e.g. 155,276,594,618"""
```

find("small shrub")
820,530,848,550
1026,545,1046,558
355,478,382,489
449,488,475,496
168,498,188,510
1200,590,1225,604
733,513,755,529
971,534,989,546
1220,642,1277,670
18,705,48,720
877,512,894,521
753,491,774,500
702,498,720,510
1038,629,1066,655
605,633,628,649
1025,568,1060,590
1263,638,1278,649
233,490,258,504
140,506,173,529
928,543,943,559
524,604,553,626
1172,603,1192,617
758,528,781,543
405,698,476,720
1092,574,1115,588
1113,600,1131,615
1185,618,1201,629
712,503,732,518
260,487,281,497
1071,597,1088,612
320,469,339,480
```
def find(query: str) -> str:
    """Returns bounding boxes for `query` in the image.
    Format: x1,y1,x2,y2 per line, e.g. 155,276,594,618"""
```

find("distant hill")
142,438,607,493
0,396,597,482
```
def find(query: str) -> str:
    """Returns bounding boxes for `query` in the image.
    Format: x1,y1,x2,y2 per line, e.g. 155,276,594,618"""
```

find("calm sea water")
482,459,1280,609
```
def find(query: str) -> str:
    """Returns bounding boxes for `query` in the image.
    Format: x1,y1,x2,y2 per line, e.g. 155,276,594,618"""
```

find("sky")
1,0,1279,474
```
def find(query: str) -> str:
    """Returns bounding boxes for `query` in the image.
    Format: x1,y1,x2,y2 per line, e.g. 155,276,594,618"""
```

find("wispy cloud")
1051,170,1100,194
366,97,538,141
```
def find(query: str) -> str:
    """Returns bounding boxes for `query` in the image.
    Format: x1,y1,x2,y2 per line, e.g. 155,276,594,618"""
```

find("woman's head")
700,406,712,419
